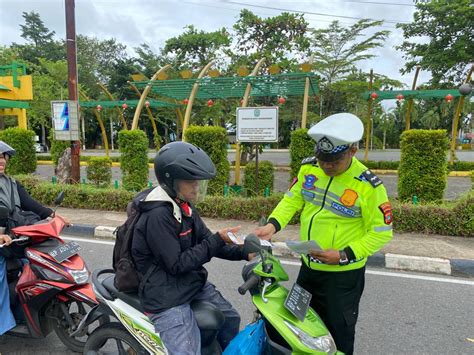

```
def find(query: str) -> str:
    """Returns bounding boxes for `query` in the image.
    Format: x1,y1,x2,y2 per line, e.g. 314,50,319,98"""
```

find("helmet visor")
174,179,209,203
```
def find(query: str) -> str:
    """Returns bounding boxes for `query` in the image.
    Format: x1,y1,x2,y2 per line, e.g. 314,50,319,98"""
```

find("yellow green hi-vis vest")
269,157,393,272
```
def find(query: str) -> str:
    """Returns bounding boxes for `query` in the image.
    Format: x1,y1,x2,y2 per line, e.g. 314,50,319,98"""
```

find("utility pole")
65,0,80,183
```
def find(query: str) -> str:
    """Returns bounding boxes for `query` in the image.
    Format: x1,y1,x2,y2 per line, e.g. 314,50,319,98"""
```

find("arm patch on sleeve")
301,156,317,165
360,169,383,188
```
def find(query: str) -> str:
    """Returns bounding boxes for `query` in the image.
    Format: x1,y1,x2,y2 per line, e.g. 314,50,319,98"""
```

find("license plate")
284,283,312,322
48,241,82,263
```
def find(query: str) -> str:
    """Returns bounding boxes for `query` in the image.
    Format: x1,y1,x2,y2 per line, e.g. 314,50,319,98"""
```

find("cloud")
0,0,430,85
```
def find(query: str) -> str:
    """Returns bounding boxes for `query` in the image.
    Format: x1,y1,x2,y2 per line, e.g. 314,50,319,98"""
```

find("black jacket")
16,181,53,219
131,186,245,313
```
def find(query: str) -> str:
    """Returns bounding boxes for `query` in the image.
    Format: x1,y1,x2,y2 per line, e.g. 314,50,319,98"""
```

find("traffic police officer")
256,113,393,355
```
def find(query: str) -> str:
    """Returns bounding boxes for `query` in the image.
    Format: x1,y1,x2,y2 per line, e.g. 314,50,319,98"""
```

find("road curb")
69,226,474,278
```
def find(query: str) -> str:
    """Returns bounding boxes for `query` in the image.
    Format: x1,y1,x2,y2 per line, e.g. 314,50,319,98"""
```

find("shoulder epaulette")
301,156,317,165
357,169,383,188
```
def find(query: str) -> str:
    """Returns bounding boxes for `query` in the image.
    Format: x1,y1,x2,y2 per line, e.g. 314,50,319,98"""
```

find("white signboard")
51,100,80,141
236,107,279,142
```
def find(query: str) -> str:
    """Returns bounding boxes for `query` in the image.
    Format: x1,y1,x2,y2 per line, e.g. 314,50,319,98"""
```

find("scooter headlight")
284,320,336,354
69,266,89,284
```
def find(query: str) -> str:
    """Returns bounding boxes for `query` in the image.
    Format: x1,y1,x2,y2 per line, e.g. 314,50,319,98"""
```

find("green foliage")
0,128,36,175
232,9,309,70
311,19,389,84
397,0,473,85
16,175,473,237
163,25,230,70
48,131,70,168
243,161,274,197
86,157,112,188
185,125,230,195
118,130,149,191
289,129,314,179
391,195,473,237
398,129,449,202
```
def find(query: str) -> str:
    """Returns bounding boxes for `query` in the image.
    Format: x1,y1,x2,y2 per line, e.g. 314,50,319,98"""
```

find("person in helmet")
255,113,393,355
0,141,66,338
132,141,251,354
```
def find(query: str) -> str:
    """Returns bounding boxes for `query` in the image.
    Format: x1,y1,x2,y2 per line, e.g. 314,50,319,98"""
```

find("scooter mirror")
243,234,263,255
54,191,65,206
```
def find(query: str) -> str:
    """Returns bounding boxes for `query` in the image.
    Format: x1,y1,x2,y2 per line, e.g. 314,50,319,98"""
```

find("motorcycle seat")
102,275,145,313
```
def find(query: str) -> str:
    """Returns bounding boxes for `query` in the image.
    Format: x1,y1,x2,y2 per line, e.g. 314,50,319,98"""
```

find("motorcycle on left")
0,192,107,352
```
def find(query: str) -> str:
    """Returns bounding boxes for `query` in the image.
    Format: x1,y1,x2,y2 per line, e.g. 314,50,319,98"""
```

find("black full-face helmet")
154,141,216,199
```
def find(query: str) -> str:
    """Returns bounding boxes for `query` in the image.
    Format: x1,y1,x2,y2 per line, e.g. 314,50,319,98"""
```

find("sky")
0,0,432,101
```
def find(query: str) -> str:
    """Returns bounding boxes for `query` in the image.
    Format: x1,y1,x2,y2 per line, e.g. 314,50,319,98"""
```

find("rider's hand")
0,234,12,246
309,249,340,265
218,226,241,244
254,223,276,241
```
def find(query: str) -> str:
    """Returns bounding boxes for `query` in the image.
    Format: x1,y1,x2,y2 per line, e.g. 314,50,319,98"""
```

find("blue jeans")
148,282,240,354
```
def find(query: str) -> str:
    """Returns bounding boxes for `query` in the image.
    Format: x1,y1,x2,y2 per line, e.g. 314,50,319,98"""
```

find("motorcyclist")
131,141,252,354
0,141,68,337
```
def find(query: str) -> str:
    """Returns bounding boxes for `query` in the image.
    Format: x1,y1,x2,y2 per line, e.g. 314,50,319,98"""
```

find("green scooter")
237,235,342,354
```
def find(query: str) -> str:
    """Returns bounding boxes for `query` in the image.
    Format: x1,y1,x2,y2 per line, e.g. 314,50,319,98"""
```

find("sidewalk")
57,207,474,278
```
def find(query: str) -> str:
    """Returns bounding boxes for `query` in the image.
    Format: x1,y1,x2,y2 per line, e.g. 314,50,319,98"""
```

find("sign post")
51,100,80,141
236,107,278,195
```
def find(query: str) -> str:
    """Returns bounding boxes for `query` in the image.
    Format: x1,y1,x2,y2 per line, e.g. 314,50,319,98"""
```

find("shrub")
398,130,449,202
15,175,473,237
289,129,314,179
185,125,230,195
243,160,274,197
0,128,36,175
86,157,112,187
49,131,70,168
118,130,149,191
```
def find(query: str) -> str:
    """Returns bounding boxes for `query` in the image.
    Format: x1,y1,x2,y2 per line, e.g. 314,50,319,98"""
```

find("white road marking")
63,236,474,286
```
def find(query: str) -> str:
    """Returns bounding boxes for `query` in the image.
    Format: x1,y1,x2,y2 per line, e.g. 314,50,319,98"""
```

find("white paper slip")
286,240,322,254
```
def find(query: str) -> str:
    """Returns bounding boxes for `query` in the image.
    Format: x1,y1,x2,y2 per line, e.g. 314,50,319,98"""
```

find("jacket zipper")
331,224,338,248
307,177,333,242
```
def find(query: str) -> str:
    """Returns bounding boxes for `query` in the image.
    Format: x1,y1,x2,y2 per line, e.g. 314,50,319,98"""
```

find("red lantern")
207,99,214,107
145,100,150,108
278,96,286,104
396,94,404,101
370,92,378,100
183,98,189,105
445,94,453,103
122,103,128,110
314,95,320,103
96,105,102,112
240,99,244,106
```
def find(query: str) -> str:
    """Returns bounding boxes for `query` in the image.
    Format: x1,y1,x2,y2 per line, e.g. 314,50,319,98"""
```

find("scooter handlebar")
238,273,260,295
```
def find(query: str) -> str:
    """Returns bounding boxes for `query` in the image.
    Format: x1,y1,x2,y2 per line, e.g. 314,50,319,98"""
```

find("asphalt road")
76,149,474,164
1,235,473,355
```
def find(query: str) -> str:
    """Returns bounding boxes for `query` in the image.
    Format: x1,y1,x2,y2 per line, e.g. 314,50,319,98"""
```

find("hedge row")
15,176,473,237
243,161,274,196
35,153,474,173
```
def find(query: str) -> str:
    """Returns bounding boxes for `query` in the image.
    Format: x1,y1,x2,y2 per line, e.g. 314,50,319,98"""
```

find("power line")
341,0,415,6
220,0,411,24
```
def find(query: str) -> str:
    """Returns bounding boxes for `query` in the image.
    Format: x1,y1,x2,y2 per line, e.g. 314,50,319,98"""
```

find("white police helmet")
308,113,364,162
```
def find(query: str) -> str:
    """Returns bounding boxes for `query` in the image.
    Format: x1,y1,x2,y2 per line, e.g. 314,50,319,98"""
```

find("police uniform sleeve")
347,184,393,259
268,167,306,232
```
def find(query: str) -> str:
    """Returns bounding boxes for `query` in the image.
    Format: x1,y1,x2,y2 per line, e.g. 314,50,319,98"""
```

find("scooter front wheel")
52,300,108,352
84,322,148,355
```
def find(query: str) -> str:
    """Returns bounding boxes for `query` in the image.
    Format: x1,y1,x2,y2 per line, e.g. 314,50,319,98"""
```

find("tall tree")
397,0,473,85
163,25,230,70
19,11,55,47
309,19,389,85
232,10,309,70
12,11,63,65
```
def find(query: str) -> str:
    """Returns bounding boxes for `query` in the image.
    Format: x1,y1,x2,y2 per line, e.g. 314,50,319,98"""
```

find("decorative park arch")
130,62,319,184
363,65,473,164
